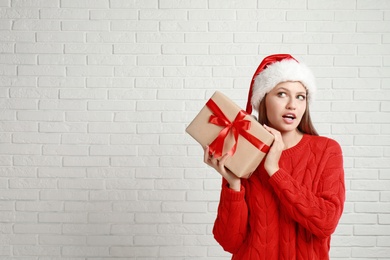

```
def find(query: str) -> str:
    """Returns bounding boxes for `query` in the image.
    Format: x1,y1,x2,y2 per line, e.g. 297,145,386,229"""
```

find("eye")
297,94,306,101
277,92,287,97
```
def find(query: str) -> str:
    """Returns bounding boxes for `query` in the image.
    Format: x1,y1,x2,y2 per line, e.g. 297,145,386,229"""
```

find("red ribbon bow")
207,98,270,158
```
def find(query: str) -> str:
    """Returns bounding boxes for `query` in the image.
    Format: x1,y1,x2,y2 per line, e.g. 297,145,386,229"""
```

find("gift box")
186,91,274,178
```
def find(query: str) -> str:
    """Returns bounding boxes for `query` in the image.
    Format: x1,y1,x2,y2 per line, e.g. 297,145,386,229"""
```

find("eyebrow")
276,87,307,95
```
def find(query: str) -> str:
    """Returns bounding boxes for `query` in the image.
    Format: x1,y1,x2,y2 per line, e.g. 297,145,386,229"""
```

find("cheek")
298,103,307,115
265,102,280,121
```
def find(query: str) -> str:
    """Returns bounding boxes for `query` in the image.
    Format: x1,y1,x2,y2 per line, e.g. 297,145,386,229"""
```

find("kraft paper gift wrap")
186,91,274,178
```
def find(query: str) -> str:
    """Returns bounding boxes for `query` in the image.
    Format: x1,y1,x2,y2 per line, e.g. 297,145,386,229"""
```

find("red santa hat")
245,54,316,114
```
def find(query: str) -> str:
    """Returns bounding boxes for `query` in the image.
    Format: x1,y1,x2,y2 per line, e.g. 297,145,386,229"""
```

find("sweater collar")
281,134,311,157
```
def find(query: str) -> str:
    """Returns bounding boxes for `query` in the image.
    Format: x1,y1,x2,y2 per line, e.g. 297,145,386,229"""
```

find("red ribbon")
206,98,270,158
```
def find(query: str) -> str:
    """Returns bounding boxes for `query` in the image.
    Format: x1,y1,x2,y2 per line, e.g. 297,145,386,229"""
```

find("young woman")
204,54,345,259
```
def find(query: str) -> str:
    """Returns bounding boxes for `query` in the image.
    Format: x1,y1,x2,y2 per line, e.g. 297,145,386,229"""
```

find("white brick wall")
0,0,389,259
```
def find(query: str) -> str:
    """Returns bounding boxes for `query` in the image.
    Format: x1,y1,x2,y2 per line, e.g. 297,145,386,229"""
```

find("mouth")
282,113,296,123
282,113,296,120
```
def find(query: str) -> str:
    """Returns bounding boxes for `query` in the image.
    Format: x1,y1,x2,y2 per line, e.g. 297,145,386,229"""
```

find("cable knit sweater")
213,134,345,260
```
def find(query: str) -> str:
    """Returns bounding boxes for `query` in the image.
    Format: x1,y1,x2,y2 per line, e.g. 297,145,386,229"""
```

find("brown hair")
257,94,319,136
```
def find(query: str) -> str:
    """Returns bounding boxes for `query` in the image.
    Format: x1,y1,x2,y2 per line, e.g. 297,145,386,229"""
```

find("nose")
286,98,296,110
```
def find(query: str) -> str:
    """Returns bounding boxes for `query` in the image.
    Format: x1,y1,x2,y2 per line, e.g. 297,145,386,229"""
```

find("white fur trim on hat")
251,58,316,111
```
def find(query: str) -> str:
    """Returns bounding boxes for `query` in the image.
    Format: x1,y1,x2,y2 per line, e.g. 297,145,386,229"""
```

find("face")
264,81,307,134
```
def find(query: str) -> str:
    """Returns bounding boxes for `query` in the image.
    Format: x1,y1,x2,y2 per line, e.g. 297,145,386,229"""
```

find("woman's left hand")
263,124,285,176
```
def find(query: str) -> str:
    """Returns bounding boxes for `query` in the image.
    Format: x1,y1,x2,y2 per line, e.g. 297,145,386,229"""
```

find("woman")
204,54,345,259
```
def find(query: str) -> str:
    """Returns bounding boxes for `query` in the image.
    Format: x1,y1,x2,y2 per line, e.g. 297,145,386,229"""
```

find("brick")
39,235,86,245
235,32,283,43
0,54,35,64
39,213,87,223
60,89,107,99
135,213,182,224
0,234,37,245
160,0,207,9
63,156,109,167
40,9,88,19
110,246,158,257
42,144,88,155
90,215,135,228
64,201,112,212
359,44,390,55
0,31,35,42
39,54,85,65
40,190,88,201
10,178,57,189
62,246,109,257
339,213,377,224
17,111,64,121
89,191,136,201
113,201,161,213
190,10,234,21
110,134,159,145
91,9,137,20
13,155,61,166
90,145,136,156
333,33,381,43
13,245,60,256
38,76,84,88
183,213,215,224
0,212,37,223
12,20,59,31
379,214,390,224
12,133,59,144
89,122,135,133
87,167,134,178
140,9,187,20
87,100,135,111
353,242,390,257
209,21,257,32
209,0,257,9
332,124,380,135
86,32,135,43
357,112,390,123
114,111,160,123
110,0,158,9
62,21,109,31
65,112,112,122
111,21,158,32
106,179,154,190
64,223,110,235
66,66,113,77
18,65,64,76
14,224,61,234
308,0,356,9
210,44,258,55
162,43,208,55
160,21,207,32
0,144,41,155
87,55,135,65
113,44,160,55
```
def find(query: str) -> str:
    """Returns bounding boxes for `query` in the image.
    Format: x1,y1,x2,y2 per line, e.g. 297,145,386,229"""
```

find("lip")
282,113,296,124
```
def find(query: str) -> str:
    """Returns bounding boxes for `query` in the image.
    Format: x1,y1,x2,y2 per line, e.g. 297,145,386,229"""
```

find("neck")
281,130,303,149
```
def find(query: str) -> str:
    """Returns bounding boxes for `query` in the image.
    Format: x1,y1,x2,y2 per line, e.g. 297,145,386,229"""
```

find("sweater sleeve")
213,178,249,254
269,139,345,239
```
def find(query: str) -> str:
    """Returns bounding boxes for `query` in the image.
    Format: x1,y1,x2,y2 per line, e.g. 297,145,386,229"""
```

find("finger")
203,145,210,163
219,153,230,165
217,153,230,172
263,124,277,134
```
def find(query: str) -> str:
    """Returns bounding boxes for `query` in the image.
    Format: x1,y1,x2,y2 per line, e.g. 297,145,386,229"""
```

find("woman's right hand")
204,145,241,191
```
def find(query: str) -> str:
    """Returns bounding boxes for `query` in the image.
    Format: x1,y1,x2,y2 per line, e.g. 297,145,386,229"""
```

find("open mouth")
282,114,296,120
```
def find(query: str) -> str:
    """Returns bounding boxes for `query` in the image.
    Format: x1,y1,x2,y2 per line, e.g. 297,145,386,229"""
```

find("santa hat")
245,54,316,114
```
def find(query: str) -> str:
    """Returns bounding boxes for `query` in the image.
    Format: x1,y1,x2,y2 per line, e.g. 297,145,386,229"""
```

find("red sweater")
213,135,345,260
